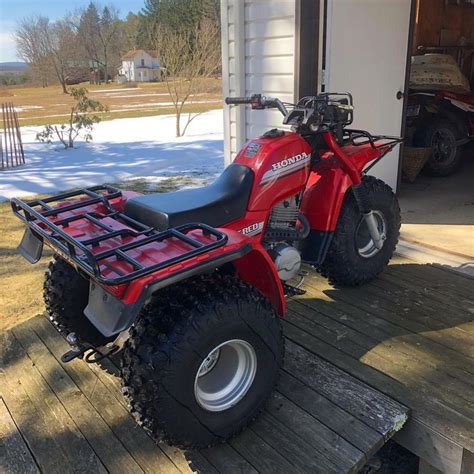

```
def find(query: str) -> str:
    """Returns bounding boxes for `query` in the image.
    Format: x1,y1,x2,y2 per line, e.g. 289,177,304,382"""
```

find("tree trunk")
103,49,108,84
61,81,68,94
176,112,181,137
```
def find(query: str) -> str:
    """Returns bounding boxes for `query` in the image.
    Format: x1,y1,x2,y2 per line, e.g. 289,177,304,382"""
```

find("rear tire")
319,176,400,287
121,273,284,449
414,119,462,176
44,257,106,346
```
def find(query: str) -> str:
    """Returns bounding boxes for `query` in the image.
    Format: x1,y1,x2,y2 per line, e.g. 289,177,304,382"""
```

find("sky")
0,0,146,62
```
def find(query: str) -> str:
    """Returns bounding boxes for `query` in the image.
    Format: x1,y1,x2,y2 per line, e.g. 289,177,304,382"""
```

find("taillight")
99,283,127,299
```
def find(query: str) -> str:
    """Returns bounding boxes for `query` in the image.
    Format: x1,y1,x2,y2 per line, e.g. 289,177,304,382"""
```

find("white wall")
222,0,297,164
221,0,410,188
133,51,160,69
121,60,135,81
325,0,412,189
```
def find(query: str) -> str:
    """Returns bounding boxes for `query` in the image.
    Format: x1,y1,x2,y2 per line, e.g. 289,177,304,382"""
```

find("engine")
264,195,305,281
269,243,301,281
266,195,300,233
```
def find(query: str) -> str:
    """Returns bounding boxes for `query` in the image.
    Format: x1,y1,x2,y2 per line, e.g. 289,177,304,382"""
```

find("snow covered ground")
0,109,224,201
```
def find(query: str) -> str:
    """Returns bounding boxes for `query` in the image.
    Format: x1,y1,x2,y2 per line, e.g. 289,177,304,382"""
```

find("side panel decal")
260,152,311,185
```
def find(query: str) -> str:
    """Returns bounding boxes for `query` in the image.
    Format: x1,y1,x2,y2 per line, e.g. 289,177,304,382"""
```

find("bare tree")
16,17,51,87
153,18,221,137
16,17,79,93
98,7,121,82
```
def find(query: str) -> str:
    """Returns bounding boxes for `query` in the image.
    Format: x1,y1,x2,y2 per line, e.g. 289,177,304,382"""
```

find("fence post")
0,102,25,169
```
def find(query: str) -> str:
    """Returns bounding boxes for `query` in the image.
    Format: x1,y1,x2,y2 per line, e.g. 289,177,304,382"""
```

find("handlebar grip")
337,104,354,112
225,97,252,105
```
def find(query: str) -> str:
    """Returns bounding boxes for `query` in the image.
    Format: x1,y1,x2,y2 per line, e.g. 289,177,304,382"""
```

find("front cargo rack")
11,185,228,285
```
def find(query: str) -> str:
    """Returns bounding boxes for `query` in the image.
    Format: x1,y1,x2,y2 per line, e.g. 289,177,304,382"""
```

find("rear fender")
232,244,285,317
84,233,285,337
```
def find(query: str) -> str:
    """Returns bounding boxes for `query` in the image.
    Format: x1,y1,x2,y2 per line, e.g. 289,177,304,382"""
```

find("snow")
89,87,140,93
15,106,43,111
0,109,225,201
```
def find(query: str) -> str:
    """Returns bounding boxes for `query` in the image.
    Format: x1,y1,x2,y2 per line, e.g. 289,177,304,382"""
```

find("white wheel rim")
194,339,257,412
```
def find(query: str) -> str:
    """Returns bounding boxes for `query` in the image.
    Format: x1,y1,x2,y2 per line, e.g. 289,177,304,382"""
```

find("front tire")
319,176,400,287
121,273,284,449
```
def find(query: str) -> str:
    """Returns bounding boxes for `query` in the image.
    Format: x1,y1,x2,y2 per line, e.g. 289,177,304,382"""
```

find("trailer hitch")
61,332,119,364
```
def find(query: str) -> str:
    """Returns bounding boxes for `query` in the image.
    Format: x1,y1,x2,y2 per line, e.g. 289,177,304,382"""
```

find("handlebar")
224,97,252,105
225,94,289,116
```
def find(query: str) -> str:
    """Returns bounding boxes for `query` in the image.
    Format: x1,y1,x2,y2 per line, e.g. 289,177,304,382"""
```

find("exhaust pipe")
352,184,385,250
363,211,385,249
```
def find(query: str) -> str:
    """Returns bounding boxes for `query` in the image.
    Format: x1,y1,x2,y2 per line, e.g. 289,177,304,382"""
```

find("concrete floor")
398,148,474,258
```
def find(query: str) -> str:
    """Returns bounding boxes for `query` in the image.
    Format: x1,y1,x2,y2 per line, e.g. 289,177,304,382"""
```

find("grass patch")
0,198,53,331
17,102,222,127
1,78,222,127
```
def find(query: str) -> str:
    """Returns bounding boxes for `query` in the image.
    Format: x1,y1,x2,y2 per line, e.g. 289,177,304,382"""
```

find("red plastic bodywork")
34,197,286,316
411,90,474,135
228,131,391,233
300,133,392,230
436,90,474,108
233,133,312,211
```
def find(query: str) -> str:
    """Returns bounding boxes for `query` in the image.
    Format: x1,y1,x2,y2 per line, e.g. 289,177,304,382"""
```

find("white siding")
222,0,296,164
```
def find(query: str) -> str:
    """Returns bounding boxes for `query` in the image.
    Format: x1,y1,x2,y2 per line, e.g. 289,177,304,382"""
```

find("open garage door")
324,0,413,190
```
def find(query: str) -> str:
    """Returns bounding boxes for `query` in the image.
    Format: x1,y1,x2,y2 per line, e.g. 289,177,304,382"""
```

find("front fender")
301,167,353,232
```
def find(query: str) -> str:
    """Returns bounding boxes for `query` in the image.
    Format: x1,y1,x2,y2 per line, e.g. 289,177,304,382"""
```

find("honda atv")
11,92,402,449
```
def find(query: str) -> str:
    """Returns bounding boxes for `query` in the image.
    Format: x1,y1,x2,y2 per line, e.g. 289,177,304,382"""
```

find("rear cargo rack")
11,185,228,285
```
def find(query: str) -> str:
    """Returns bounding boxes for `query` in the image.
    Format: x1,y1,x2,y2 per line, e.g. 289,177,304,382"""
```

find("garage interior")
399,0,474,261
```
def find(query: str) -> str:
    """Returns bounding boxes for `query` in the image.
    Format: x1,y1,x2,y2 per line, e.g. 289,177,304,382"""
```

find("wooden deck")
1,254,472,473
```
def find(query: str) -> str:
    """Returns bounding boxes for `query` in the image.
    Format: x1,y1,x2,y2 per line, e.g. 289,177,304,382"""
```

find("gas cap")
262,128,285,138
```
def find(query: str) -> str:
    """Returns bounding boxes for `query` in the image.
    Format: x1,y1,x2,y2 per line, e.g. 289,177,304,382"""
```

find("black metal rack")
343,129,403,150
341,129,403,174
11,186,228,285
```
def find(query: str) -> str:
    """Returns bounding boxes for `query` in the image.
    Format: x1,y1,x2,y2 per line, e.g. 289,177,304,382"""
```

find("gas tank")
234,131,312,211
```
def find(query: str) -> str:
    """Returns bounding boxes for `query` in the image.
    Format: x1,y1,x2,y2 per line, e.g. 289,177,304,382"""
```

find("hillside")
0,62,28,73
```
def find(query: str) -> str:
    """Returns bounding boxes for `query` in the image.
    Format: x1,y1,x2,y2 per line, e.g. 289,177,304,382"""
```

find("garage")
400,0,474,259
221,0,473,263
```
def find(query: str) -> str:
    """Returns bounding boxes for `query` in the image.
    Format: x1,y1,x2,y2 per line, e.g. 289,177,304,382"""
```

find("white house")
119,50,162,82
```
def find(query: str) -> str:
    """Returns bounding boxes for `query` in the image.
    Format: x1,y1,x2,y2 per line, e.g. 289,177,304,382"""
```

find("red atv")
12,93,402,448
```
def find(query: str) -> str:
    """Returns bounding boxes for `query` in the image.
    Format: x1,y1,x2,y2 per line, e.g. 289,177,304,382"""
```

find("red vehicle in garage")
407,53,474,176
408,90,474,175
11,92,402,448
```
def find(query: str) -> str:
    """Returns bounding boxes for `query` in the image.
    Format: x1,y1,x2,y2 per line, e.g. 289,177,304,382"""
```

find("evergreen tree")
76,2,121,83
122,12,141,51
139,0,219,48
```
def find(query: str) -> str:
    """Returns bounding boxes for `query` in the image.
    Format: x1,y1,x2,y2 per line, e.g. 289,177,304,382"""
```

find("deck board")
0,332,108,474
2,256,472,473
0,397,39,474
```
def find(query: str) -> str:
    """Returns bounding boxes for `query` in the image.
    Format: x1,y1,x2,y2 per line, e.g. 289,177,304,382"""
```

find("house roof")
122,49,159,60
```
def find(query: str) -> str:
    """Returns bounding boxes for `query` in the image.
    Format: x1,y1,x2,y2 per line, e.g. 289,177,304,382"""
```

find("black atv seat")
124,164,254,230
